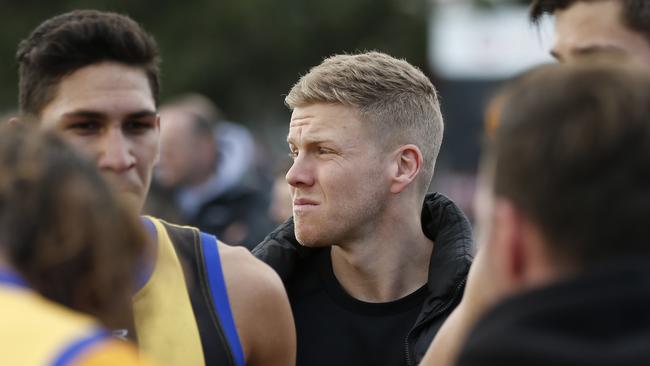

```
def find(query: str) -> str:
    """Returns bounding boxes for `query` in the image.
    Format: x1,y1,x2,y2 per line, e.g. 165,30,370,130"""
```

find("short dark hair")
487,62,650,268
530,0,650,44
16,9,161,116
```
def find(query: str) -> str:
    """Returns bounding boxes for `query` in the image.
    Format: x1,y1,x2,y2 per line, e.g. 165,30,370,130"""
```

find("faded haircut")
286,51,443,192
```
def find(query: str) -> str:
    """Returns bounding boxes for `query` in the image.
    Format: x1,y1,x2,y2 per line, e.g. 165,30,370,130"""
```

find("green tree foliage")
0,0,429,126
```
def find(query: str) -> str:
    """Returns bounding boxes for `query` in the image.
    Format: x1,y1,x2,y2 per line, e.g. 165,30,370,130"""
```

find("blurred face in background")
156,106,218,188
552,1,650,67
269,174,293,225
157,108,206,188
286,103,389,247
38,62,160,213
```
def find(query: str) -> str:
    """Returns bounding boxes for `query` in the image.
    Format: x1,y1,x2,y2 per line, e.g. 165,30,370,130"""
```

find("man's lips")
293,198,319,206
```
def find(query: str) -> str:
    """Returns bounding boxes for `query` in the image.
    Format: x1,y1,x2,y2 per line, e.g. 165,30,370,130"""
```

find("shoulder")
7,289,97,337
218,241,296,365
218,241,286,301
75,339,156,366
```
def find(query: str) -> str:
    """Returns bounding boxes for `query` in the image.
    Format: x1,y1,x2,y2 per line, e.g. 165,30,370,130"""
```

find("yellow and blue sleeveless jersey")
0,271,152,366
134,217,244,366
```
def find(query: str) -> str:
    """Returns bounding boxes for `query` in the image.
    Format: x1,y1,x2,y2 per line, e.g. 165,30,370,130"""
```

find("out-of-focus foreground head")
530,0,650,66
0,124,148,330
478,61,650,295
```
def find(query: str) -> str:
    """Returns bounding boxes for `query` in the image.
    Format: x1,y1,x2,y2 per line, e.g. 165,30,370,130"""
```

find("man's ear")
389,144,423,194
492,199,528,290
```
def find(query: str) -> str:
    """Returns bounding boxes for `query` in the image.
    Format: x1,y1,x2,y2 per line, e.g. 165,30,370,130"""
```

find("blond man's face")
286,103,390,247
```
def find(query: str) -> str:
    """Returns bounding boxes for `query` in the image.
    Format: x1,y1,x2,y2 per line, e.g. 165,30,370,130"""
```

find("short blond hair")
286,51,443,191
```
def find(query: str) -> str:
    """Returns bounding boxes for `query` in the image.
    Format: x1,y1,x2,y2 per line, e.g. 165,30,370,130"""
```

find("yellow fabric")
133,217,204,366
72,339,155,366
0,285,123,366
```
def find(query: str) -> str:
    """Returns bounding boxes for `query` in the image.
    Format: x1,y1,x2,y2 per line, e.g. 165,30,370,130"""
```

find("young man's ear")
389,144,423,194
492,199,528,292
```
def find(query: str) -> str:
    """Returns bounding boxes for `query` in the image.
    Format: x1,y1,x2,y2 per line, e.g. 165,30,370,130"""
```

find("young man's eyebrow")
126,110,157,119
60,109,157,119
61,110,106,119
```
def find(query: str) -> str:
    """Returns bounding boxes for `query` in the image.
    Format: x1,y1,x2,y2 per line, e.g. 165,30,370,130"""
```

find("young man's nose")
97,130,136,172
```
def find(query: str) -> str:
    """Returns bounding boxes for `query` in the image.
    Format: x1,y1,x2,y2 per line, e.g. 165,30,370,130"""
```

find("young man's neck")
330,203,433,303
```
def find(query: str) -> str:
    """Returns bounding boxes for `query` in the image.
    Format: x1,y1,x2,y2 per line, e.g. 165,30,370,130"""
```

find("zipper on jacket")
404,277,467,365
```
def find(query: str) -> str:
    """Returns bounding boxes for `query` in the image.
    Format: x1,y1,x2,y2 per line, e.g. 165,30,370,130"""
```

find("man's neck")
330,207,433,303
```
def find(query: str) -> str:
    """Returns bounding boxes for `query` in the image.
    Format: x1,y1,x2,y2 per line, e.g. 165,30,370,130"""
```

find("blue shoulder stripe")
200,232,245,366
0,270,28,289
51,329,109,366
136,216,158,290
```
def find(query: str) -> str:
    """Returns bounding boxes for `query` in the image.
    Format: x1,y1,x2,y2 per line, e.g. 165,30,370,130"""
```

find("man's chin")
115,190,146,215
295,229,331,248
101,177,146,214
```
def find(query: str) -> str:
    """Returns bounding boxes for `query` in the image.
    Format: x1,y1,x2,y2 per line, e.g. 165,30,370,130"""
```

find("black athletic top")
287,248,428,366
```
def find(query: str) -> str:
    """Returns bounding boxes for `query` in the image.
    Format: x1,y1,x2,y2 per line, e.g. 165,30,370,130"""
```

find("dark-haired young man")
422,62,650,365
13,10,295,366
530,0,650,66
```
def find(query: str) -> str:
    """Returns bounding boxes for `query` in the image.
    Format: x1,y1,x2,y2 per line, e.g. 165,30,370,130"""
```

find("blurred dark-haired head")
484,61,650,270
0,124,148,330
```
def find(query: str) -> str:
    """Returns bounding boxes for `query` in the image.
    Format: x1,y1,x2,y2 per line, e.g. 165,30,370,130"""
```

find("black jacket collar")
253,192,474,298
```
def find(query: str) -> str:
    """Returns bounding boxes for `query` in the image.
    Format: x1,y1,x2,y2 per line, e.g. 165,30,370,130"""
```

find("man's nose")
286,154,315,188
97,129,136,172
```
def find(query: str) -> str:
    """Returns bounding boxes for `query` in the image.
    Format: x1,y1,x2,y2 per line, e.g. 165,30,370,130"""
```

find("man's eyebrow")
61,110,106,119
126,110,157,119
287,136,335,146
60,110,157,119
